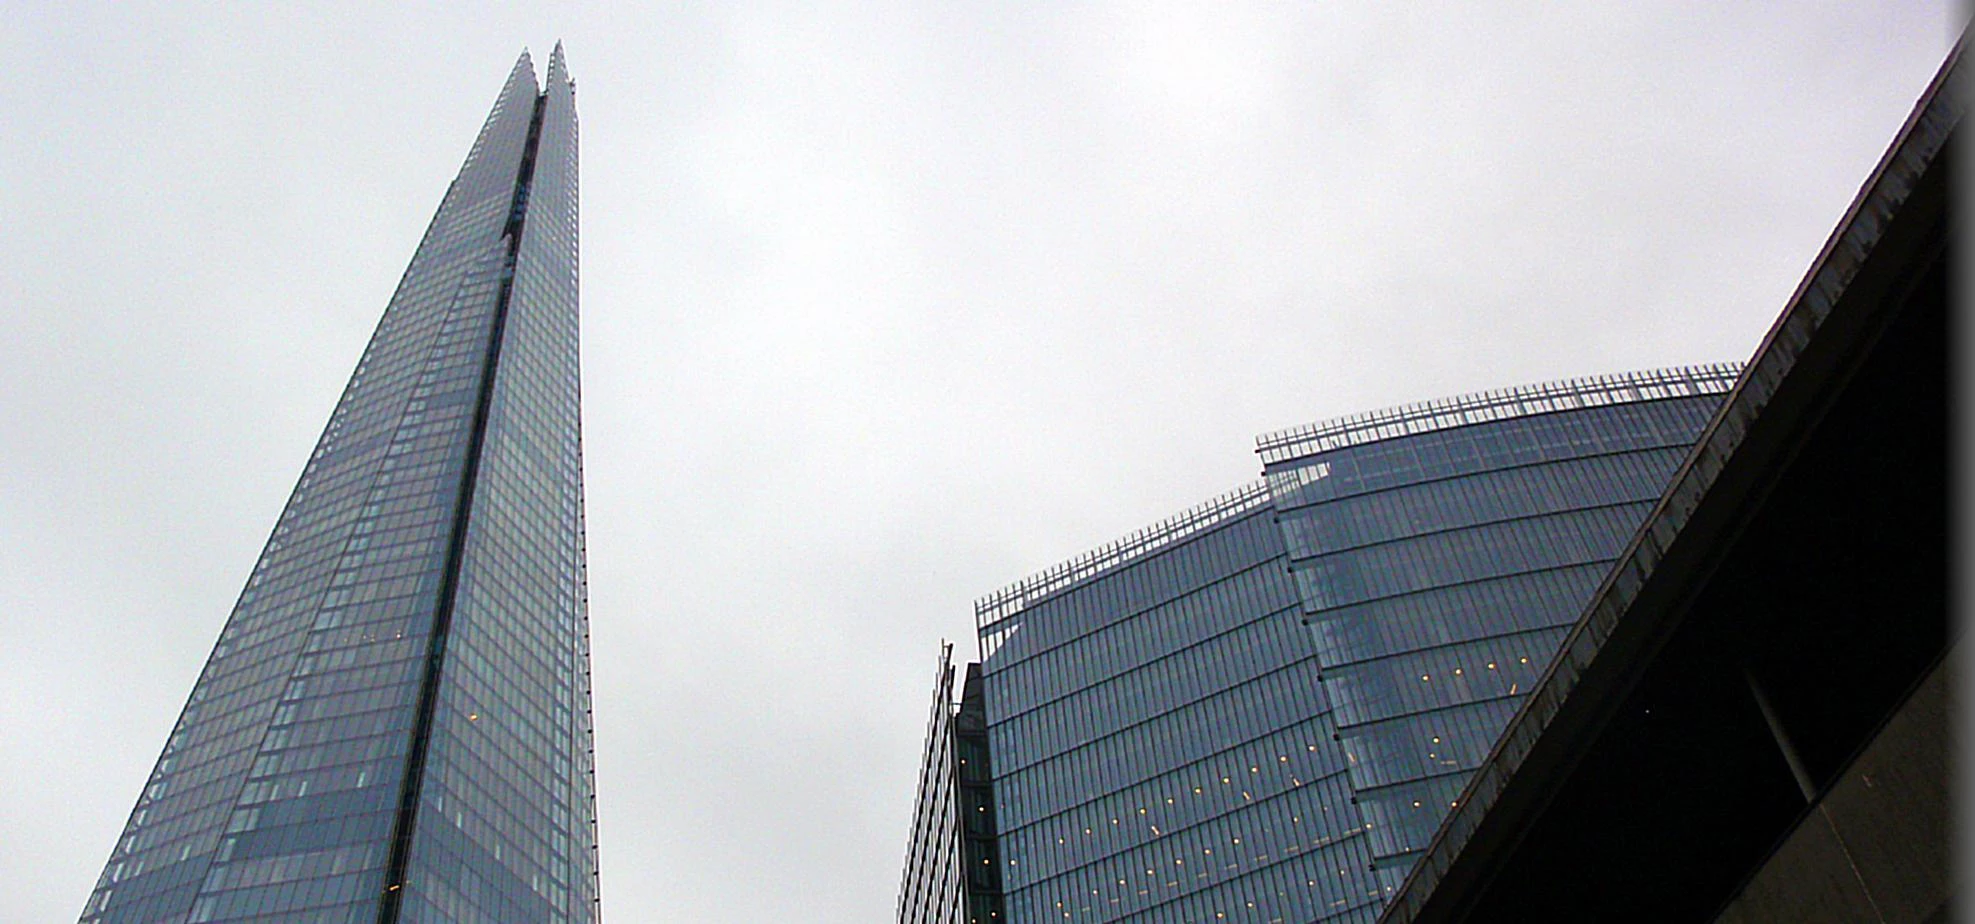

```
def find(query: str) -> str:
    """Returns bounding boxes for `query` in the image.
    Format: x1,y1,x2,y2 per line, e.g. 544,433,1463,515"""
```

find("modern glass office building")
1258,364,1738,890
974,484,1384,923
898,647,968,924
897,646,1006,924
80,48,598,924
898,365,1736,923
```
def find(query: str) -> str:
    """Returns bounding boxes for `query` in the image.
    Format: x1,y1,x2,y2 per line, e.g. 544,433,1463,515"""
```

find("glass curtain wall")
975,485,1383,924
898,646,967,924
80,49,596,924
1258,365,1737,889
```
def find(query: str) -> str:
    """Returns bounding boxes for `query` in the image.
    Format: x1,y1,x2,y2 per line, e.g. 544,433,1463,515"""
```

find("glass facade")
1259,365,1737,889
897,648,1007,924
900,365,1736,923
898,647,966,924
973,484,1384,924
79,48,596,924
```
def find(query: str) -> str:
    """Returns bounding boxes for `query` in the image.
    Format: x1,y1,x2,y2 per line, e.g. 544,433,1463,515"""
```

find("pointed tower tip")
547,41,571,89
511,48,541,93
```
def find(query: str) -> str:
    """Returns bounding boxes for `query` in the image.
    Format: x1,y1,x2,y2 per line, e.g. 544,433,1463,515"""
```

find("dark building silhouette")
897,366,1736,923
80,48,598,924
1376,37,1958,924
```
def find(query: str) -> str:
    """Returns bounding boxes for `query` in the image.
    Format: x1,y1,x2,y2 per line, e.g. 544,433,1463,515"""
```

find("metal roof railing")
973,480,1271,633
1255,363,1743,467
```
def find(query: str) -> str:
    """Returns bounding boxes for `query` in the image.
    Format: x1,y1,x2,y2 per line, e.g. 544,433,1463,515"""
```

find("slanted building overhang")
1378,39,1959,924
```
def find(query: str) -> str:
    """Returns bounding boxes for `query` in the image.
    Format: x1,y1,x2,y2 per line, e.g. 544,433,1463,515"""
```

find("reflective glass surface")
978,496,1383,923
1265,389,1726,877
395,47,597,924
81,50,596,924
898,649,966,924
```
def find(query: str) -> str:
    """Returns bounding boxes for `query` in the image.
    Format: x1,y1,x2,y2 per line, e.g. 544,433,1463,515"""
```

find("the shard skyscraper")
80,48,597,924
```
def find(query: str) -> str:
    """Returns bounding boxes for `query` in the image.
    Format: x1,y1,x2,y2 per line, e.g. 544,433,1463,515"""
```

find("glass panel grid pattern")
80,49,595,924
395,46,598,924
1263,378,1732,878
976,482,1272,655
897,647,966,924
978,508,1383,924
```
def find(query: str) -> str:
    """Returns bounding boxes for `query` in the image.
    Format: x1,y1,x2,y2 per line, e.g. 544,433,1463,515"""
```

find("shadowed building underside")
1379,37,1958,924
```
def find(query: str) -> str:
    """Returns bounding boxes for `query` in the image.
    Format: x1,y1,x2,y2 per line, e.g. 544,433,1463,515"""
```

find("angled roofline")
1377,34,1962,924
1256,363,1743,467
975,360,1746,644
973,480,1270,640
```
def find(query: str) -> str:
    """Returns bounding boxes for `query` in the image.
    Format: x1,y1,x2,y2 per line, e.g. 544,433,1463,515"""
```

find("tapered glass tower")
80,48,597,924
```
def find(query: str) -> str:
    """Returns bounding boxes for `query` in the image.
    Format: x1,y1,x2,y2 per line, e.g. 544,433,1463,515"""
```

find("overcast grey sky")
0,3,1958,921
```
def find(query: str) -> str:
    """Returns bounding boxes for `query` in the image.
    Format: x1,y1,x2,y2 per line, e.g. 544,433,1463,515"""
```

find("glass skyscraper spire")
80,48,597,924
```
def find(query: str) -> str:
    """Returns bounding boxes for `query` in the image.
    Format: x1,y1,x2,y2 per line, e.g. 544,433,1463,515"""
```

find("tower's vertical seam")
376,86,550,924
